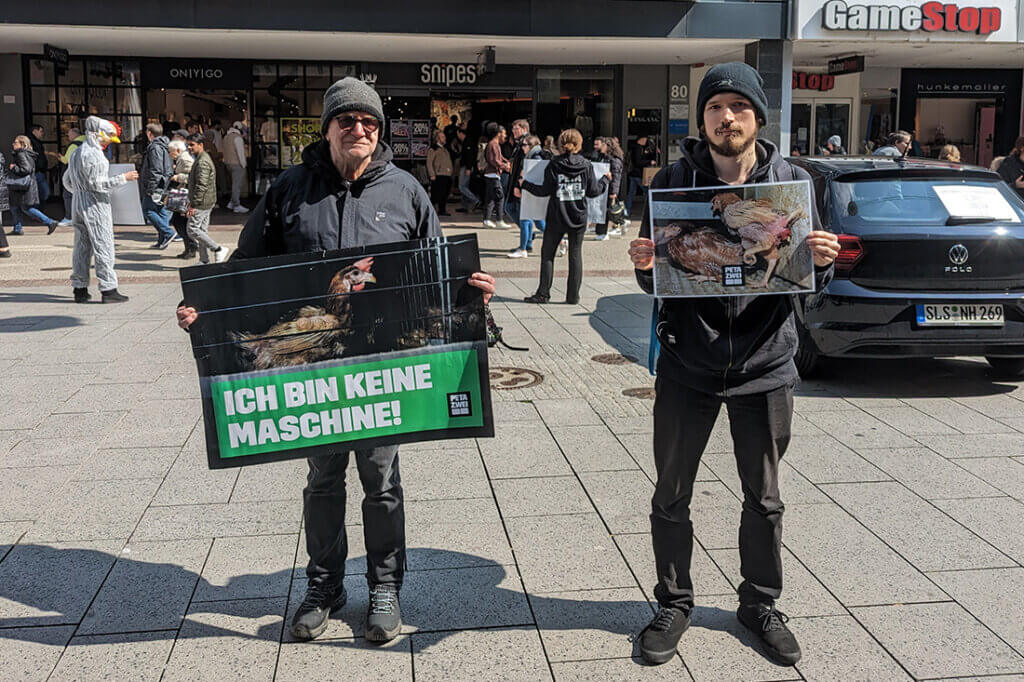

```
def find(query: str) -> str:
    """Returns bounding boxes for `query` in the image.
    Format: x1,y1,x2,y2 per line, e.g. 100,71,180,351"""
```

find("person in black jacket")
593,137,624,240
176,77,495,647
521,128,609,304
997,136,1024,201
627,63,840,668
7,136,58,235
456,128,481,212
139,123,176,249
28,125,51,204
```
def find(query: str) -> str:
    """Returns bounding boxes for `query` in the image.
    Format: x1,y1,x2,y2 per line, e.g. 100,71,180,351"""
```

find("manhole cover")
622,387,656,399
490,366,544,390
591,353,638,365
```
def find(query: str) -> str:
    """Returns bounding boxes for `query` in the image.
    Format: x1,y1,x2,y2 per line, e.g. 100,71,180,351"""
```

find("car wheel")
985,357,1024,377
795,324,820,377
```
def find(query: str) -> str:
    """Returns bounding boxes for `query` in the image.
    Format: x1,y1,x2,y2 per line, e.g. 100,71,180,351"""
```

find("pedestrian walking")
593,136,624,241
139,123,176,249
223,121,249,214
997,136,1024,200
7,136,58,235
176,76,495,645
0,151,10,258
626,135,656,214
873,130,911,157
521,128,610,304
482,125,513,228
184,134,229,264
28,124,51,205
627,62,840,667
938,144,961,163
58,127,84,227
62,116,137,303
505,119,531,229
426,130,453,216
168,139,197,259
507,134,546,258
456,128,481,213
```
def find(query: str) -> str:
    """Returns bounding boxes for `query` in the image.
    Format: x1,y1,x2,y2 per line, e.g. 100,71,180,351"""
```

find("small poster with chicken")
179,235,494,469
649,180,816,298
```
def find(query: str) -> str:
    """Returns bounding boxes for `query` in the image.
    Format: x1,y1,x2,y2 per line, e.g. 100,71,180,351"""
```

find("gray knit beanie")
320,77,385,136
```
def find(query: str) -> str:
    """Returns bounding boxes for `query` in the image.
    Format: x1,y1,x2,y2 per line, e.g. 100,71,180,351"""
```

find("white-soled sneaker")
482,220,498,228
507,248,528,259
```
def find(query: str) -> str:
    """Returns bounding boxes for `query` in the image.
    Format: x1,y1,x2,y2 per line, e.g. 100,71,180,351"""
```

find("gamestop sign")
822,0,1002,34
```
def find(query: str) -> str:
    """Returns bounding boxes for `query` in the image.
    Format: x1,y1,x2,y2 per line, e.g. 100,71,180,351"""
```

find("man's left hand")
807,230,840,267
468,271,495,305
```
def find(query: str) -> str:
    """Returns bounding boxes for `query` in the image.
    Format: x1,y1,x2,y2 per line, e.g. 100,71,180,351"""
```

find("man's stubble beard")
706,128,756,157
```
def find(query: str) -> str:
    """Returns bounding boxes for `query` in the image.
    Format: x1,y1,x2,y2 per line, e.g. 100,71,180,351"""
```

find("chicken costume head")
84,116,122,149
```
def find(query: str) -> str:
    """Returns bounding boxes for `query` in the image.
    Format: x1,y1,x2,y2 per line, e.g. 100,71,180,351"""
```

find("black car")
790,157,1024,377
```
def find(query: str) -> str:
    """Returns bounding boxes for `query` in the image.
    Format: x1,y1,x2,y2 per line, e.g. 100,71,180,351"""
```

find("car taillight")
834,234,865,275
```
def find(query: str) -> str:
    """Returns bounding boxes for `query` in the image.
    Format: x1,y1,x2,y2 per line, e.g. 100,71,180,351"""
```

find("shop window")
253,63,277,88
276,90,305,117
86,60,114,86
307,95,324,117
332,64,357,81
31,86,57,114
29,59,55,85
30,115,58,143
58,86,87,116
61,60,85,86
278,64,302,89
306,64,331,90
115,62,141,87
535,67,615,148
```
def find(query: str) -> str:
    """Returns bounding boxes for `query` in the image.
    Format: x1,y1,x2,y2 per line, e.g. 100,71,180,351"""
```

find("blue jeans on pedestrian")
506,196,521,223
10,204,55,230
63,190,73,222
625,176,642,214
34,172,50,204
142,196,175,241
459,169,480,209
518,218,545,251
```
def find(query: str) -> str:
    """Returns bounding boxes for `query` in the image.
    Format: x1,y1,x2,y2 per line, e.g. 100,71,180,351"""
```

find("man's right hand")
124,170,139,182
177,305,198,330
629,237,655,271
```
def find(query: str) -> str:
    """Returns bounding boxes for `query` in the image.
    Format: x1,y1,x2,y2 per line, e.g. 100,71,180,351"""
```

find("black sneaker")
175,248,198,260
100,289,129,304
639,606,689,665
737,603,801,666
290,583,347,641
73,287,91,303
523,294,550,304
365,584,401,643
155,234,174,250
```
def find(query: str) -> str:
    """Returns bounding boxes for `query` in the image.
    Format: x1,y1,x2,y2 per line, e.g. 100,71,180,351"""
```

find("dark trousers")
535,224,584,303
171,211,196,251
595,194,614,236
430,175,452,215
304,445,405,589
483,176,504,222
650,376,792,612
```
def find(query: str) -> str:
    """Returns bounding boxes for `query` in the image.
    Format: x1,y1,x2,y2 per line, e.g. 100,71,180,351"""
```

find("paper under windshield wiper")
946,215,995,225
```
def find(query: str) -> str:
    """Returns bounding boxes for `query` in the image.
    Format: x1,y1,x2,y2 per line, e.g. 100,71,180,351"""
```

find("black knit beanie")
320,77,385,136
696,62,768,130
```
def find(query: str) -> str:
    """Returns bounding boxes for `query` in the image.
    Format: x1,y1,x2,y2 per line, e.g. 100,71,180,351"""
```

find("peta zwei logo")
822,0,1002,34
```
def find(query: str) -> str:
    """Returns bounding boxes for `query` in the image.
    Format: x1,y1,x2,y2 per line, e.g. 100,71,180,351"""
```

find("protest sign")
520,159,610,223
649,180,815,298
180,234,493,469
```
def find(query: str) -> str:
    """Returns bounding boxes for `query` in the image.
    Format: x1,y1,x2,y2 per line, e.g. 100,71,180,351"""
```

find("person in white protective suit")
62,116,139,303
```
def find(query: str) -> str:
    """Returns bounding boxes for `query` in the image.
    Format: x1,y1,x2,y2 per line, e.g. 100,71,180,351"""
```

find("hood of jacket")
149,135,170,151
300,139,396,187
550,152,591,174
525,145,543,159
678,136,788,185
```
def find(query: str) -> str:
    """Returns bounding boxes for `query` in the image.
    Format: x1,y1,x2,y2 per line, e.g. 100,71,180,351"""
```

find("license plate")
916,304,1004,327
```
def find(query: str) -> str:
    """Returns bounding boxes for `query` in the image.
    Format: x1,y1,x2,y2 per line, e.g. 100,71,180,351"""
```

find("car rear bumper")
804,281,1024,359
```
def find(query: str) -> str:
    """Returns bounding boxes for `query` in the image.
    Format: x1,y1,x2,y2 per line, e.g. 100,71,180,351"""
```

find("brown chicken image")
659,223,745,284
233,257,377,369
711,193,805,288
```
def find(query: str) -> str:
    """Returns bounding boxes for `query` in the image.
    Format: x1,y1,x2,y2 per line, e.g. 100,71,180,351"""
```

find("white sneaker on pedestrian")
214,246,231,263
622,219,632,228
232,205,249,214
556,240,568,257
608,227,623,237
498,221,516,229
57,219,73,227
482,220,498,228
594,234,610,241
507,248,528,259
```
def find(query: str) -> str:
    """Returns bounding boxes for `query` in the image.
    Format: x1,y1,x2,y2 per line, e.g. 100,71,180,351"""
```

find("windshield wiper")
946,216,995,225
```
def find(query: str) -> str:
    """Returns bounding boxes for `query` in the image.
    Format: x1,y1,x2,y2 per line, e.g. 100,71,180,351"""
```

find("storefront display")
280,117,321,168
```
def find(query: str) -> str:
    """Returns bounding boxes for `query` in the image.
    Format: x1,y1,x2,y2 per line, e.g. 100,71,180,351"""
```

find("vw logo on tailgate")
948,244,969,265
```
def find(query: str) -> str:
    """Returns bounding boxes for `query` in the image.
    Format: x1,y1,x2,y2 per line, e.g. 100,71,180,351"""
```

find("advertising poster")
412,120,432,138
411,140,430,159
520,159,610,223
391,139,411,159
649,180,815,298
390,120,411,138
280,117,322,168
179,235,494,469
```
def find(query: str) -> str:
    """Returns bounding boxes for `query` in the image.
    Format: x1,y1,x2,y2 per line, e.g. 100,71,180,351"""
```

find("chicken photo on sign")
179,234,493,469
649,180,815,298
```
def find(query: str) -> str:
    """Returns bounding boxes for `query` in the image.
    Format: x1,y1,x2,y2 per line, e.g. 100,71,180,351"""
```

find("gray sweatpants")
186,208,219,263
227,164,245,206
71,215,117,291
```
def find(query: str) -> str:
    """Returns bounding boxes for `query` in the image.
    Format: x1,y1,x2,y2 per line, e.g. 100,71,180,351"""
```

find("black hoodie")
521,153,608,230
235,139,441,258
637,137,834,396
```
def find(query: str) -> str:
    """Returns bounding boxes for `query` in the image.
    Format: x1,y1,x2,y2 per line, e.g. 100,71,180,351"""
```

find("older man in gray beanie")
176,77,495,644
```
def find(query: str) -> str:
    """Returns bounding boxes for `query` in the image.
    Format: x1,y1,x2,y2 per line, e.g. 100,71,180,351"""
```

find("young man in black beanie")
627,62,840,667
176,77,495,644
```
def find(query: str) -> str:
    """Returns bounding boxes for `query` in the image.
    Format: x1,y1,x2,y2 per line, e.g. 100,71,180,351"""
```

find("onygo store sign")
822,0,1002,34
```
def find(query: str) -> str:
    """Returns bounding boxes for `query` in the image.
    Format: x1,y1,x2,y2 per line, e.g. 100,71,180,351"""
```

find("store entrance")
915,96,1001,165
791,99,851,156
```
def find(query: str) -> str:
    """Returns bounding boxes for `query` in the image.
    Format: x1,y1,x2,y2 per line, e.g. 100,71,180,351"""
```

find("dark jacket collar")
302,139,394,188
679,136,785,184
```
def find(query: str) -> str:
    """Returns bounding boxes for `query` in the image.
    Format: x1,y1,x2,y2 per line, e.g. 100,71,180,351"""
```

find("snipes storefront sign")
822,0,1002,33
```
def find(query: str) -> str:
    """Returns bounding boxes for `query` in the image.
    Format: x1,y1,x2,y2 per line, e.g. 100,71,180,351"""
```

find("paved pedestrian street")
3,224,1024,680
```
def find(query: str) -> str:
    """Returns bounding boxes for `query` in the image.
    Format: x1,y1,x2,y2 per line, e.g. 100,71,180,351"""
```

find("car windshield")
833,177,1024,226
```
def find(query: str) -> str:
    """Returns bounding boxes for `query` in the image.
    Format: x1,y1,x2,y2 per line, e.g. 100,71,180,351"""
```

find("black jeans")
304,445,405,589
483,176,504,222
171,211,195,251
535,224,584,303
430,175,452,214
650,376,792,612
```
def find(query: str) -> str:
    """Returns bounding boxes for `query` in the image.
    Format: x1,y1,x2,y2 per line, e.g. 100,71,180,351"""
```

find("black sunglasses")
335,114,380,133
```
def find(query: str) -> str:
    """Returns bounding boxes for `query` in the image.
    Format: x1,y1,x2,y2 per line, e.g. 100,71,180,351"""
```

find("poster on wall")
519,159,610,224
390,120,411,139
431,100,473,132
648,180,815,298
179,234,494,469
280,118,322,168
391,139,411,159
411,140,430,159
412,120,432,138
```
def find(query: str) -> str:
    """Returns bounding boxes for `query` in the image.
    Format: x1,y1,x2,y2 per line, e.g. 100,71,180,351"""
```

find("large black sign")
141,58,252,90
43,44,69,68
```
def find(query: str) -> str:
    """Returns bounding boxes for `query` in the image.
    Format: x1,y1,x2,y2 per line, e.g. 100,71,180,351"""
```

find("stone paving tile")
229,458,306,502
953,457,1024,501
29,409,126,441
401,448,492,501
50,631,177,682
533,398,605,427
505,513,634,593
0,402,51,430
0,540,121,627
789,615,911,681
954,394,1024,419
530,586,652,662
193,534,296,602
491,399,542,422
0,625,75,681
151,448,239,506
853,447,1003,500
579,470,653,534
934,497,1024,564
862,405,962,435
0,521,30,563
783,504,948,606
782,434,890,484
132,500,302,541
709,547,846,617
793,394,861,412
479,423,573,479
74,447,179,481
276,636,412,682
492,476,595,518
551,656,691,681
917,433,1024,458
402,566,533,632
802,410,919,449
405,499,514,571
164,597,286,682
0,465,80,522
823,481,1014,571
901,397,1016,434
0,375,95,402
78,539,211,635
928,567,1024,655
681,595,803,682
26,478,162,542
602,416,653,435
104,405,199,448
852,602,1024,678
411,627,551,682
614,533,735,603
550,425,638,472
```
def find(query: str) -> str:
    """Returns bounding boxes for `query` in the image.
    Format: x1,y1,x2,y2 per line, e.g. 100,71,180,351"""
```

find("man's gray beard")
707,131,756,157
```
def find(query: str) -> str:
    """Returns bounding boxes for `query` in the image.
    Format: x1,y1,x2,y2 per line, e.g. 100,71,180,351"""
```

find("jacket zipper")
723,298,734,395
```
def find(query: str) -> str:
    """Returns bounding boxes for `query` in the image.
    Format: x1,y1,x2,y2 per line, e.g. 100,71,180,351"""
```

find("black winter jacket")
521,153,608,231
8,148,40,207
140,136,173,196
235,139,441,258
637,137,834,396
28,135,48,172
997,153,1024,200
